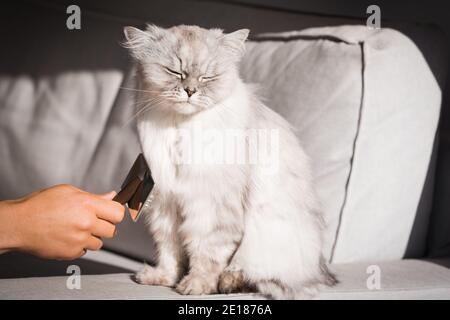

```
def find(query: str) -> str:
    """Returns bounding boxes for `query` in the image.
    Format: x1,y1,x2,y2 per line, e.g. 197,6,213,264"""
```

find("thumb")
97,190,117,200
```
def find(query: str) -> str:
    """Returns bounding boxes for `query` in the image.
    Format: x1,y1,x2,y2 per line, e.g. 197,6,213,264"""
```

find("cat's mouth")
175,98,192,105
173,100,200,115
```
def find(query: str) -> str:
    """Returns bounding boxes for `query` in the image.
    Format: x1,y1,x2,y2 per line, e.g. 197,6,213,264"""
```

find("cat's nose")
184,87,197,97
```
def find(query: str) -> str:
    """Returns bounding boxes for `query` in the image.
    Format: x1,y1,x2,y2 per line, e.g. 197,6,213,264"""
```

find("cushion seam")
250,34,356,44
329,41,366,263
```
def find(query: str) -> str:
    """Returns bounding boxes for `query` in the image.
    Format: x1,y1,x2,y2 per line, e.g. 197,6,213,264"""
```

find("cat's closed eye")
164,66,185,79
199,75,218,82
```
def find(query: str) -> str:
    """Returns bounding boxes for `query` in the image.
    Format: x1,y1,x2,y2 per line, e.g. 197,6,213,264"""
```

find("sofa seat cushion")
1,250,449,299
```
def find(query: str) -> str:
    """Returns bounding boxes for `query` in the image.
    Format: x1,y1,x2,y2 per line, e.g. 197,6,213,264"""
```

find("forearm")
0,199,23,252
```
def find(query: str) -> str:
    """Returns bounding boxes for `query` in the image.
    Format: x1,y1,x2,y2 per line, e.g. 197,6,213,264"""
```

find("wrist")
0,199,26,251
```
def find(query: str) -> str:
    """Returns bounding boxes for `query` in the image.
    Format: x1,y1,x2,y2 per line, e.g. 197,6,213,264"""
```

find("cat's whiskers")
195,95,213,110
120,87,161,94
122,97,167,127
122,102,164,127
160,91,183,102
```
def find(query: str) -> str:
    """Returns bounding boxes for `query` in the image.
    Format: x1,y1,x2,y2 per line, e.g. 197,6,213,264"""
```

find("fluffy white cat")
123,24,336,299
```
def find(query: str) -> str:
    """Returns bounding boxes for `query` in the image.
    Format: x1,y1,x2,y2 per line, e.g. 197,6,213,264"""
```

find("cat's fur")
123,24,336,299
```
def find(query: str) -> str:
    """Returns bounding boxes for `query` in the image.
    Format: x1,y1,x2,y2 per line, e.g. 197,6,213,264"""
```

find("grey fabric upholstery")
1,250,449,299
243,27,444,263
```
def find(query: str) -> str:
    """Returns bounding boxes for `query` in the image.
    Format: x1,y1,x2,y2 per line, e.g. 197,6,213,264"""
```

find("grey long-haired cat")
123,24,336,299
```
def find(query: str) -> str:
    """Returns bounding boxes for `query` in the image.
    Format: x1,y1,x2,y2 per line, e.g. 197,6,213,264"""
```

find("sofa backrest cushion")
0,3,446,263
243,27,443,262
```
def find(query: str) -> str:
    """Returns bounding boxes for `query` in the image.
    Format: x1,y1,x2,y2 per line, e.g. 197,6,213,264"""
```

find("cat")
123,24,336,299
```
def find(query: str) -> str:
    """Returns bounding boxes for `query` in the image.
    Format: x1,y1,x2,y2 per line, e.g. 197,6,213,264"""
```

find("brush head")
113,153,154,221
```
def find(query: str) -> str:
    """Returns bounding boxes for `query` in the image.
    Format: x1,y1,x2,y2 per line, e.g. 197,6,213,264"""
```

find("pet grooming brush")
113,153,154,221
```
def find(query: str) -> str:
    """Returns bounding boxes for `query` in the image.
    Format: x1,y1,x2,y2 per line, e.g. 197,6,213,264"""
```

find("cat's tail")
253,264,337,300
255,280,309,299
219,262,337,299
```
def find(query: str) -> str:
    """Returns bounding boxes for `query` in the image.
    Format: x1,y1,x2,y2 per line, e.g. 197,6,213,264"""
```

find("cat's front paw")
176,274,217,295
134,265,177,287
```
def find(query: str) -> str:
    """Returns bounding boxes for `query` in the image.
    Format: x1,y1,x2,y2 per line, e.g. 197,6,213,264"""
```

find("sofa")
1,0,450,299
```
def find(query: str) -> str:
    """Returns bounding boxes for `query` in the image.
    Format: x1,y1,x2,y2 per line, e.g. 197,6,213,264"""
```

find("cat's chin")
172,102,202,115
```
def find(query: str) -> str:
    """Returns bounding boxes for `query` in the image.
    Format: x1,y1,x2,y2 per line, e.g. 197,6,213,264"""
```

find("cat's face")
124,25,249,115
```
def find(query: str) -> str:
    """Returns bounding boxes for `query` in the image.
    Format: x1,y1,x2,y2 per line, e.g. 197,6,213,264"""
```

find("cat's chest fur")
137,113,247,198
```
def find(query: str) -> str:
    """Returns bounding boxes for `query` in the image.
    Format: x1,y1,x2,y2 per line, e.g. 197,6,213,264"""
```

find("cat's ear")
221,29,250,60
124,26,144,43
123,25,166,60
145,24,166,40
123,26,152,60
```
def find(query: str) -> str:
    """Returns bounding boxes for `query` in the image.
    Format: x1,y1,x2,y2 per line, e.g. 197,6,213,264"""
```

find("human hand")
1,184,125,260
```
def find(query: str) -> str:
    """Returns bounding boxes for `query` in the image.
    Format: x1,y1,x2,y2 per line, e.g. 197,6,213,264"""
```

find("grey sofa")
1,0,450,299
